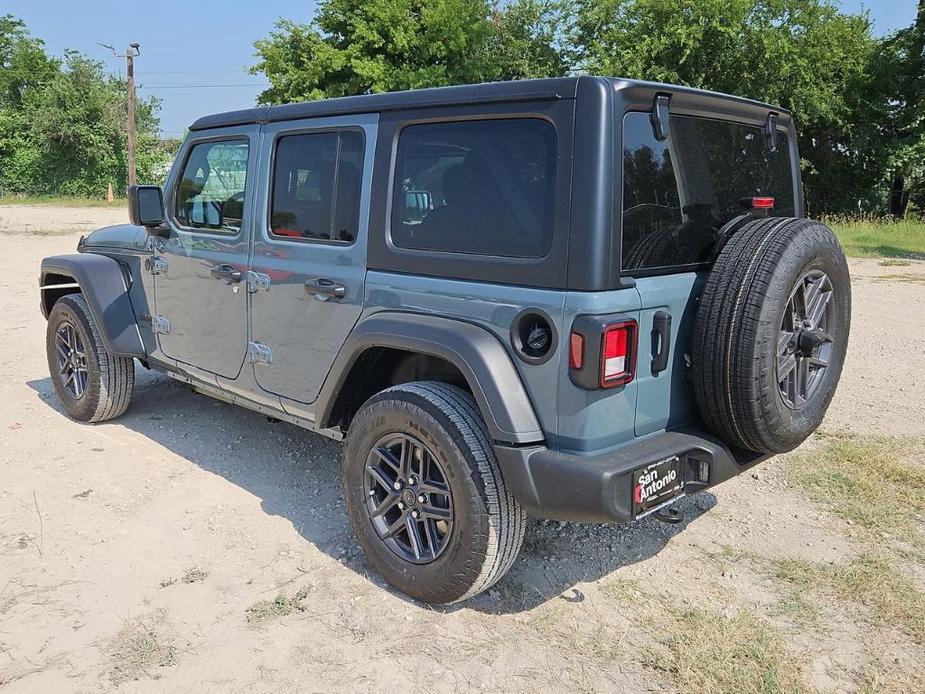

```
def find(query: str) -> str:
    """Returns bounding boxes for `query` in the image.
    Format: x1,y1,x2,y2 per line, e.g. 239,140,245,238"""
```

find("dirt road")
1,207,923,692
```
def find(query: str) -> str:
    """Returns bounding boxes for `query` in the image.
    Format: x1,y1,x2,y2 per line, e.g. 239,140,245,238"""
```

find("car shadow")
28,370,716,615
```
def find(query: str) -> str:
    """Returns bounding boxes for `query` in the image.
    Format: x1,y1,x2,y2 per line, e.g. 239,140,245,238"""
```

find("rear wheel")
342,382,525,604
45,294,135,422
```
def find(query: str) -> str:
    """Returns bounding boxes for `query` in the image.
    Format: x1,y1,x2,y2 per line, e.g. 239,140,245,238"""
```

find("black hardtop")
188,76,790,132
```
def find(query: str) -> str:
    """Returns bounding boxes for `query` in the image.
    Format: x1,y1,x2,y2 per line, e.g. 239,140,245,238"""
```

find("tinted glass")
270,130,365,243
175,140,249,233
392,119,556,258
622,113,795,271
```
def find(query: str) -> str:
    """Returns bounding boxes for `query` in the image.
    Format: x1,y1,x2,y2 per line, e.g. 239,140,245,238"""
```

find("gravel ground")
1,207,923,692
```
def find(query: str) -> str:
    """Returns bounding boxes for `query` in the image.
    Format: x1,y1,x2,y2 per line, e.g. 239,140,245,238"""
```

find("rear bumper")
494,429,771,523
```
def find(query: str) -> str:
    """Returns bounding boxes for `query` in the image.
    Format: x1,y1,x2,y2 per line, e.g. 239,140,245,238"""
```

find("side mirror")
128,185,165,229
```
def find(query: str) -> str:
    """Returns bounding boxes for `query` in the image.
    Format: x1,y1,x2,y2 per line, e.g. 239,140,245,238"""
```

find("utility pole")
100,42,141,188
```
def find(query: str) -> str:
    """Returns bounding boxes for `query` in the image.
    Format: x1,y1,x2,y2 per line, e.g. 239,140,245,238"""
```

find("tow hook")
654,507,684,525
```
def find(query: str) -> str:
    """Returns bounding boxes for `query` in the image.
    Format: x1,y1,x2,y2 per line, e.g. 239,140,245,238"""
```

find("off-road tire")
45,294,135,422
691,217,850,454
342,382,525,604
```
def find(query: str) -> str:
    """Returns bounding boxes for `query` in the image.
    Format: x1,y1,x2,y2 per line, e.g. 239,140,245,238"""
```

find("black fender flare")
316,312,545,445
40,254,145,358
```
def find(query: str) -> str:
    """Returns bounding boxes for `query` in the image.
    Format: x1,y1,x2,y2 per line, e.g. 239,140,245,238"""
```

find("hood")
80,224,149,252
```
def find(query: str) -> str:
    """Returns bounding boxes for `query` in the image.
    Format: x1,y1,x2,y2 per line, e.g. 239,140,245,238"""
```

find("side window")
270,130,365,243
391,118,556,258
174,140,249,233
621,112,795,272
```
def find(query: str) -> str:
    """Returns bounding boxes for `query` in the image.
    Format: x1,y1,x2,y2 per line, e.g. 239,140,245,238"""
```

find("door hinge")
247,341,272,365
145,256,168,276
247,271,271,293
152,315,171,335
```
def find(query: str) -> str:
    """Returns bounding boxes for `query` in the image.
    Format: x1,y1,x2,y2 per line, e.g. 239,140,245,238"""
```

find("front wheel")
342,382,525,604
45,294,135,422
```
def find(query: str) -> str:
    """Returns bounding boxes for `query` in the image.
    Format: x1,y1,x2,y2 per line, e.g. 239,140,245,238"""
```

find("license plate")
632,455,684,519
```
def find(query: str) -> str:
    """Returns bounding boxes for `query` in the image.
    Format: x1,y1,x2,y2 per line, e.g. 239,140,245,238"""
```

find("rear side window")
621,112,795,272
391,119,556,258
270,130,365,243
174,140,249,234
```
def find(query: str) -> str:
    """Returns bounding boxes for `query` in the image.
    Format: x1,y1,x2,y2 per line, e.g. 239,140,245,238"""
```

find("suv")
39,77,850,604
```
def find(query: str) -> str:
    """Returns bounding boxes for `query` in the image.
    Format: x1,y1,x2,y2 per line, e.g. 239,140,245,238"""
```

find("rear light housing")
740,196,775,217
600,321,636,387
568,314,638,390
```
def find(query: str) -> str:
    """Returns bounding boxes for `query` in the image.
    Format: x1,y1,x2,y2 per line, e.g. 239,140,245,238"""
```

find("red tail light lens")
749,197,775,209
600,321,636,387
569,333,584,369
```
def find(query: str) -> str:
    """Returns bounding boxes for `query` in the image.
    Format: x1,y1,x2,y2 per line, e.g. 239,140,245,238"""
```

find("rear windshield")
621,112,795,273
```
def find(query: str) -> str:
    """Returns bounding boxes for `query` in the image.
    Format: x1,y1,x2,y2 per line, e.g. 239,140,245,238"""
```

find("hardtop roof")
188,76,789,132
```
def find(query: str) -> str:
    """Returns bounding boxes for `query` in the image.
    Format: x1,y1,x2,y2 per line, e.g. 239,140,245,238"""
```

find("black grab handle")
651,310,672,376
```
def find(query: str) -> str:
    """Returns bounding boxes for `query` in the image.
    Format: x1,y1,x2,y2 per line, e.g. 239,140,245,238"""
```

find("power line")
139,69,257,75
137,84,270,89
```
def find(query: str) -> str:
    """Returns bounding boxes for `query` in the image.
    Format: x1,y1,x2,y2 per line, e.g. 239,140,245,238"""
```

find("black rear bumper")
494,429,771,523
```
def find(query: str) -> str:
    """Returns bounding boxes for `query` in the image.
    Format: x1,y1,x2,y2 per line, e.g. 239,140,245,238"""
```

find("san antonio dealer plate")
632,455,685,519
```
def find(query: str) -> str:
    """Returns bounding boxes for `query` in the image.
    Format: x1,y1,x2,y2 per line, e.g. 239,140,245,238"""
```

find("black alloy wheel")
365,432,454,564
54,321,89,399
777,269,835,409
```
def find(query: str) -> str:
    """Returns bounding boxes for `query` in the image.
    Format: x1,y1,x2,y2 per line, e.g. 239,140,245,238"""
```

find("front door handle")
651,310,672,376
210,264,242,283
304,277,346,299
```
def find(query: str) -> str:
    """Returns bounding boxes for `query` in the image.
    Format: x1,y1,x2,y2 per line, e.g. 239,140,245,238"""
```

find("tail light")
600,321,637,387
740,196,775,217
568,315,638,390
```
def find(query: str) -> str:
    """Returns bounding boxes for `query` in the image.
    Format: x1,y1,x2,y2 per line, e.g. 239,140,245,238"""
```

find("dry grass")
647,606,809,694
767,554,925,643
245,590,309,624
878,258,912,266
0,194,124,207
789,433,925,549
107,611,177,685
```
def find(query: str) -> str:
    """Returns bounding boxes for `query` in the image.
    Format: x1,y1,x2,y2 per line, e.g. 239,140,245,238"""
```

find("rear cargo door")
621,110,797,436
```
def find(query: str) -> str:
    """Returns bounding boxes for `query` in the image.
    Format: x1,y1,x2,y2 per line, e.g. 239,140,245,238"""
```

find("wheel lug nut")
411,509,420,519
397,501,405,510
408,477,417,486
393,480,402,491
417,494,427,504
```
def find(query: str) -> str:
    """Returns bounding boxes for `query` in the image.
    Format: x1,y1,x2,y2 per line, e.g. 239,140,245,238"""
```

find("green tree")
0,15,166,196
572,0,882,214
251,0,570,104
489,0,572,80
874,0,924,216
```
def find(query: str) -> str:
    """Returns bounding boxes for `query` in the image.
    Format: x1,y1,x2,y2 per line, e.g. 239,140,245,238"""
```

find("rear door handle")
210,264,242,283
304,277,346,299
651,310,672,376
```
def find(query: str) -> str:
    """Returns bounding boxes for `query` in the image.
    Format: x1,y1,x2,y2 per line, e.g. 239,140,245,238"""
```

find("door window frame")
167,133,253,238
256,114,378,250
265,126,367,247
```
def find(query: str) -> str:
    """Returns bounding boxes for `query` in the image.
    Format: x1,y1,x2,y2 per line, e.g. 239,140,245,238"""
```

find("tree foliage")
573,0,886,214
252,0,924,217
251,0,568,104
0,15,167,197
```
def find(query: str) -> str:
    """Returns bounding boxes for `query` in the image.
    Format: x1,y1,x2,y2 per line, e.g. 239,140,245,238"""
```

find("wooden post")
125,45,138,188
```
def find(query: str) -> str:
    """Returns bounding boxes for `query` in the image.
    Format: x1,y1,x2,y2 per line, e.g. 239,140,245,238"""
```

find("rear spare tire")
691,217,850,454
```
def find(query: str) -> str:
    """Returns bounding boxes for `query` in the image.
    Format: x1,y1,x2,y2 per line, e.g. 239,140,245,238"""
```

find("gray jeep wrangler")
40,77,850,604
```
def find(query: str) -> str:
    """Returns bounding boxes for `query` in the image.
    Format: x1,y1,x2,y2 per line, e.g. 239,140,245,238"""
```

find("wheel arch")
40,254,145,358
316,312,545,445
